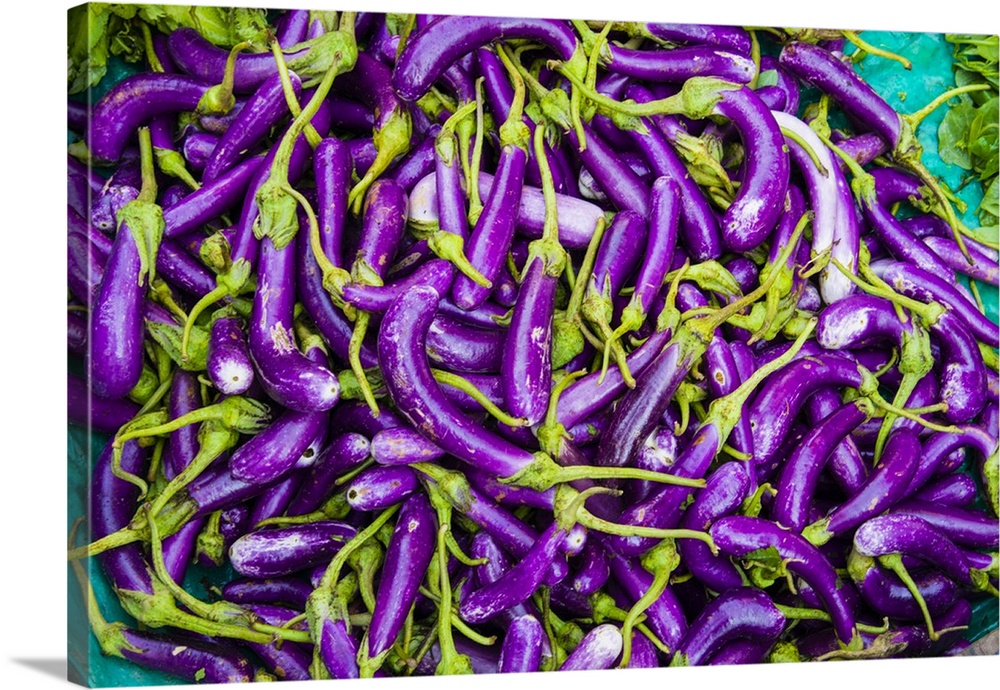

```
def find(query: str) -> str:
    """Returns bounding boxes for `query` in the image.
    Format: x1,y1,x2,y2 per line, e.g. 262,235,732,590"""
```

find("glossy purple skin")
388,131,439,193
680,462,754,592
354,179,409,279
392,16,578,102
863,198,958,285
606,44,755,83
333,51,405,134
595,336,701,470
566,123,649,216
805,388,868,495
89,73,214,163
313,137,353,264
452,145,527,311
378,286,538,479
207,316,255,395
588,210,649,304
457,483,566,585
856,567,960,622
713,86,790,252
705,335,754,458
711,516,857,644
346,466,419,511
229,520,357,579
498,615,545,674
91,439,153,594
621,177,681,321
275,9,309,47
852,514,976,586
250,236,340,411
426,313,505,373
349,137,377,174
930,310,988,423
608,552,688,651
228,404,330,486
501,255,558,425
748,354,864,471
67,311,88,355
221,577,313,610
921,235,999,286
118,629,254,683
284,432,370,516
67,229,105,305
366,493,437,659
370,427,444,466
676,588,785,666
167,27,309,94
889,500,999,550
556,328,672,430
435,130,470,242
297,225,380,368
470,532,540,620
202,72,301,183
773,400,871,531
759,56,800,115
605,423,723,558
163,154,265,238
249,472,305,528
571,540,611,596
240,604,313,680
464,467,556,511
89,195,146,400
327,96,377,132
911,473,979,507
460,519,568,624
162,369,201,480
155,239,217,296
821,428,920,537
67,156,103,217
342,259,455,314
645,23,752,55
779,41,902,149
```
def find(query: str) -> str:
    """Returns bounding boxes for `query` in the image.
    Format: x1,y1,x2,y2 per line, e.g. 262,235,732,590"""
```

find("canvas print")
67,3,999,686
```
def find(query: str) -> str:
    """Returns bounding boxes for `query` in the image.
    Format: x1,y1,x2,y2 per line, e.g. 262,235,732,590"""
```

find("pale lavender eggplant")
922,235,999,286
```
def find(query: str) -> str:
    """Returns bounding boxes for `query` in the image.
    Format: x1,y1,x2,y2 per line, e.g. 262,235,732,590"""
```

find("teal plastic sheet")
67,22,999,688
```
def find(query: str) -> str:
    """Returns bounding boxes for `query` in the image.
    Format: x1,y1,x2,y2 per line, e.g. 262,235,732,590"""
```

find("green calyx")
146,317,209,372
286,28,359,88
551,317,585,369
118,200,165,288
349,112,413,215
253,179,300,249
153,148,200,190
426,231,492,288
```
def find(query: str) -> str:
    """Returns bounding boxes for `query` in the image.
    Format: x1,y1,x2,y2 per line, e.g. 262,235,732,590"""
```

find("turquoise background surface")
68,26,999,688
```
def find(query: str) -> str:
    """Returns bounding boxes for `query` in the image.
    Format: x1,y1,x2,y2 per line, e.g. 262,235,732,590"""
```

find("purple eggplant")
207,316,255,395
229,521,357,579
359,493,437,675
674,589,785,666
346,466,419,511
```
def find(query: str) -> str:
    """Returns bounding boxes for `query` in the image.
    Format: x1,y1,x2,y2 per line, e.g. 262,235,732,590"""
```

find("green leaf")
938,98,978,169
67,4,111,94
979,177,999,225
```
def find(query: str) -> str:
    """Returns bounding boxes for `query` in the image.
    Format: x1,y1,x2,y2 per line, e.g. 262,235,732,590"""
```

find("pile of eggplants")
67,7,1000,683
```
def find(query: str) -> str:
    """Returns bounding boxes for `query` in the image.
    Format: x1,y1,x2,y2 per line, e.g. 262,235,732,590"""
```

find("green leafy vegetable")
941,34,999,227
67,4,272,95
